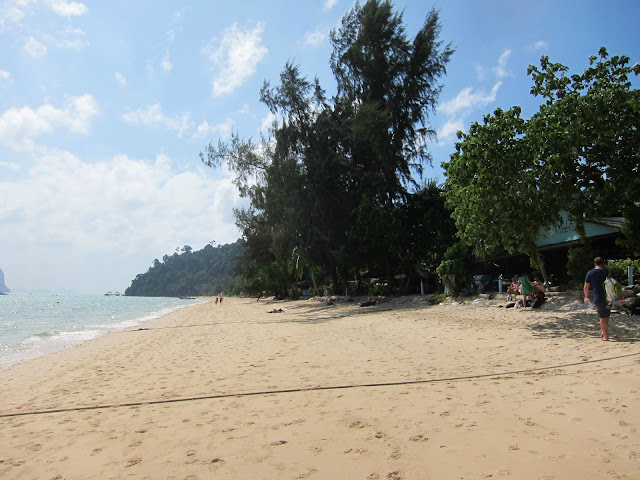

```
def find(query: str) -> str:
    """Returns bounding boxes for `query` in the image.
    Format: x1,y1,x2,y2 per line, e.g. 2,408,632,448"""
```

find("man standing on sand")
584,257,610,341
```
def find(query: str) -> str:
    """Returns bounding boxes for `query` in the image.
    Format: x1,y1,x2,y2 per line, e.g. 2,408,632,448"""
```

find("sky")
1,0,638,294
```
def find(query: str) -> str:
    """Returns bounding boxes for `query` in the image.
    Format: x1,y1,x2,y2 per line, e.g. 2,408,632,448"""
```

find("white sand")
1,295,639,479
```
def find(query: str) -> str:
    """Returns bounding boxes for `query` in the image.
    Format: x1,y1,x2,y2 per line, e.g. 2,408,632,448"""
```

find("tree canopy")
125,240,245,297
201,0,454,295
443,47,640,270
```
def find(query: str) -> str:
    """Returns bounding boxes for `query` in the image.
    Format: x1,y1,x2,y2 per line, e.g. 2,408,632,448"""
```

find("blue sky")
1,0,638,294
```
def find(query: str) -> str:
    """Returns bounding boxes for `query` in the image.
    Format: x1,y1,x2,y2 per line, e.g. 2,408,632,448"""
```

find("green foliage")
565,243,595,284
436,242,469,293
442,107,559,264
607,258,640,284
429,292,448,304
201,0,453,296
125,240,245,297
527,48,640,246
258,260,294,298
443,47,640,264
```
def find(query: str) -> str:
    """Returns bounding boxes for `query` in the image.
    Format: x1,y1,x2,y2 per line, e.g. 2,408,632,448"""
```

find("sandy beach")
1,294,639,479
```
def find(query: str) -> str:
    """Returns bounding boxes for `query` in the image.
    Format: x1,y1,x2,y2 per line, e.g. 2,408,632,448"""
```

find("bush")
607,258,640,284
566,243,595,283
436,242,468,294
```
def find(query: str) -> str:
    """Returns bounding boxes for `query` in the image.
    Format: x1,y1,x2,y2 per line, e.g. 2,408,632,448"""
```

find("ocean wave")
0,295,200,370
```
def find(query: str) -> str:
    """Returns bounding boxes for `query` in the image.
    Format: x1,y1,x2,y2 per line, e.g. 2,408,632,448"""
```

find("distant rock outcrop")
0,268,10,292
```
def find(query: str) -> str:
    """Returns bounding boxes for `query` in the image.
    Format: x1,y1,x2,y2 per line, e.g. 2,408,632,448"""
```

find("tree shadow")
258,296,435,325
527,311,640,342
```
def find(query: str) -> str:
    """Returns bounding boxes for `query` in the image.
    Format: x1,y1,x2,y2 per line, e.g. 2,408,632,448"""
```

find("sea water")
0,294,201,370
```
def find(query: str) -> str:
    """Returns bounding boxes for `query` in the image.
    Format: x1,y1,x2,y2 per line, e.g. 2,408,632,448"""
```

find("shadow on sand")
527,311,640,343
257,296,432,325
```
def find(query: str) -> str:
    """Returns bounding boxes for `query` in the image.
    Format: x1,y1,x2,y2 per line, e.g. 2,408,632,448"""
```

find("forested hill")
125,240,244,297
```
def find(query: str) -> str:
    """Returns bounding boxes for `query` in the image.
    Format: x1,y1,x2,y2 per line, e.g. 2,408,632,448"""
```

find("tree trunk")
311,270,320,296
385,256,392,296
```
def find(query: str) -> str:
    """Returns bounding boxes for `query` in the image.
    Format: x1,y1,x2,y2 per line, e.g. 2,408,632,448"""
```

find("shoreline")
1,295,638,479
0,295,204,371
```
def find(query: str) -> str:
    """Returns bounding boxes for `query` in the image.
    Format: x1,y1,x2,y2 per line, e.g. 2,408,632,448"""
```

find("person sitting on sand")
506,276,520,301
529,276,546,308
532,275,545,292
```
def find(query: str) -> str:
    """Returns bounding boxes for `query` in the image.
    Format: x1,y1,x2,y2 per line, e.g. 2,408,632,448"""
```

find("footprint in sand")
349,420,368,428
344,448,368,454
125,457,142,467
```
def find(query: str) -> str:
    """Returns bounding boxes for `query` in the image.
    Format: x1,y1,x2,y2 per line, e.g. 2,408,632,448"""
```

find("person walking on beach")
584,256,610,341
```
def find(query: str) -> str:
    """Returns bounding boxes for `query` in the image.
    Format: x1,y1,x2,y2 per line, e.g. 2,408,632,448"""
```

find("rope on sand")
1,352,639,419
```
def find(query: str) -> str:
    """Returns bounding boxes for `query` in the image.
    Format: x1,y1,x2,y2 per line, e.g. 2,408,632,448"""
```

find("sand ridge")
1,295,639,479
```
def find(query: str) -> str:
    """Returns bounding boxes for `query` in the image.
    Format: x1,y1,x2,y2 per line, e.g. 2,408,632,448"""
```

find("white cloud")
193,118,234,140
205,21,268,97
324,0,338,10
0,94,99,151
303,28,326,47
0,149,242,292
0,70,11,84
437,74,503,143
24,36,47,57
530,40,549,51
46,25,88,50
24,27,88,57
438,47,513,144
475,49,512,81
494,49,511,79
115,72,127,88
0,160,20,172
260,111,278,134
161,51,173,72
0,1,28,30
122,103,193,138
43,0,88,16
439,82,502,117
438,119,464,141
1,1,87,35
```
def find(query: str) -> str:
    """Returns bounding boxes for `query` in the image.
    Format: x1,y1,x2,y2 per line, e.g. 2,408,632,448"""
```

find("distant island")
125,239,244,297
0,267,10,293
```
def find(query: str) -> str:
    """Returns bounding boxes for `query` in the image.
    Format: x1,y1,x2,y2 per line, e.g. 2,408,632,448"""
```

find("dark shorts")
595,302,611,319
